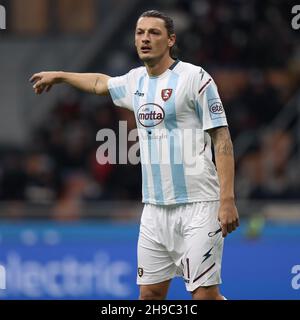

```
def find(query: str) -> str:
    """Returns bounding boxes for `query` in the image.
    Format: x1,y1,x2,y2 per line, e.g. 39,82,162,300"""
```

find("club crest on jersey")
161,88,173,101
137,103,165,127
138,267,143,277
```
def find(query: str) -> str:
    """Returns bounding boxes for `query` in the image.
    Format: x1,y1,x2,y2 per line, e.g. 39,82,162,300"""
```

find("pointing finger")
30,73,41,83
34,84,45,95
33,80,43,89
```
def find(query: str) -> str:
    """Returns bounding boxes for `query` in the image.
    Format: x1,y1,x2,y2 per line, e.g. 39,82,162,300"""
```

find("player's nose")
141,32,150,42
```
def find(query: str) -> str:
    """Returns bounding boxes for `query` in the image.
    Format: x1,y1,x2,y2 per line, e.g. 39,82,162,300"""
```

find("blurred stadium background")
0,0,299,299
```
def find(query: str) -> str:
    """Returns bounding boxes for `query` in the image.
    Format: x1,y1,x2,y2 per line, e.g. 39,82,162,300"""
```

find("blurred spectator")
0,152,27,201
237,129,300,200
24,152,56,204
53,171,101,221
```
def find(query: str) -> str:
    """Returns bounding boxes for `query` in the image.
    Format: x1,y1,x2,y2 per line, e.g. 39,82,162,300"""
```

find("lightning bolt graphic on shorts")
201,247,213,264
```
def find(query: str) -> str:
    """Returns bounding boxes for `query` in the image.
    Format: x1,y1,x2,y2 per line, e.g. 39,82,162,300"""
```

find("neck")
145,54,175,77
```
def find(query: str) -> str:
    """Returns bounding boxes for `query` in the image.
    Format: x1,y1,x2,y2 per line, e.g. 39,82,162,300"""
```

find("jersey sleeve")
192,68,228,131
107,72,133,110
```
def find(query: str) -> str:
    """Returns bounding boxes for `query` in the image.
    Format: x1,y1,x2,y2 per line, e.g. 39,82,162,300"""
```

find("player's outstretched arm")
30,71,111,96
208,126,240,237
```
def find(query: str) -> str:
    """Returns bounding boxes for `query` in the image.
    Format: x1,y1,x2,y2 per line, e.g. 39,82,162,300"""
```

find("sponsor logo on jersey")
137,103,165,127
209,102,224,114
134,90,144,97
161,88,173,101
208,99,225,120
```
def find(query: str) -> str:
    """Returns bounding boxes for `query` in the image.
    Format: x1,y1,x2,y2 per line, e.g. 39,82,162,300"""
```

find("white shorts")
136,201,224,292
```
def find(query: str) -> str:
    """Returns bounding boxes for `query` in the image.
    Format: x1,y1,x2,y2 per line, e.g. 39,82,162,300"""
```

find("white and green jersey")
108,60,228,205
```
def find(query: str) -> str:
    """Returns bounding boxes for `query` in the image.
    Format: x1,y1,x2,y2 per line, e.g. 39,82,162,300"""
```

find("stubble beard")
139,54,157,66
139,51,166,67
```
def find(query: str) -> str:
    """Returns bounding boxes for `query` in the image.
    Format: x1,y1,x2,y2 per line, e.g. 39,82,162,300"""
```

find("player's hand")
218,198,239,237
30,71,62,95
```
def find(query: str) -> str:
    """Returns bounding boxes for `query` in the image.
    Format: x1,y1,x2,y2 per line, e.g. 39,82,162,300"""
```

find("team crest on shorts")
161,89,173,101
138,267,144,277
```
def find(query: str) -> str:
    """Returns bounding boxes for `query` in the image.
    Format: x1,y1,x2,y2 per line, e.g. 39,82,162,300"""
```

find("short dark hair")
138,10,178,59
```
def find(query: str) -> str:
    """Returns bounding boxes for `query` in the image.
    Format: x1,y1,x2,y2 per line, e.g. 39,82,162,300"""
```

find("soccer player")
30,10,239,300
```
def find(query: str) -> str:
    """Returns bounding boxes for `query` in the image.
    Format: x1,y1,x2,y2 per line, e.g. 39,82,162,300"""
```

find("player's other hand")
218,198,239,237
30,71,62,95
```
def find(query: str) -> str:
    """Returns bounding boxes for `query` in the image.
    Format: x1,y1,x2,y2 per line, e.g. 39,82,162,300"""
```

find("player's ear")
168,34,176,48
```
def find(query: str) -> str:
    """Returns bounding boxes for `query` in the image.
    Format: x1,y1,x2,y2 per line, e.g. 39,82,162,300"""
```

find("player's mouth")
141,46,152,53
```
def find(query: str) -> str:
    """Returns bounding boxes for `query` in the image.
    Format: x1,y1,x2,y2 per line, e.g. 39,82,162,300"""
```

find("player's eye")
150,30,160,35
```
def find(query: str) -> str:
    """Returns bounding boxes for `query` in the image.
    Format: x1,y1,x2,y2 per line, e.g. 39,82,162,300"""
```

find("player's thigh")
137,231,178,286
139,279,171,300
137,204,178,287
182,201,224,292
